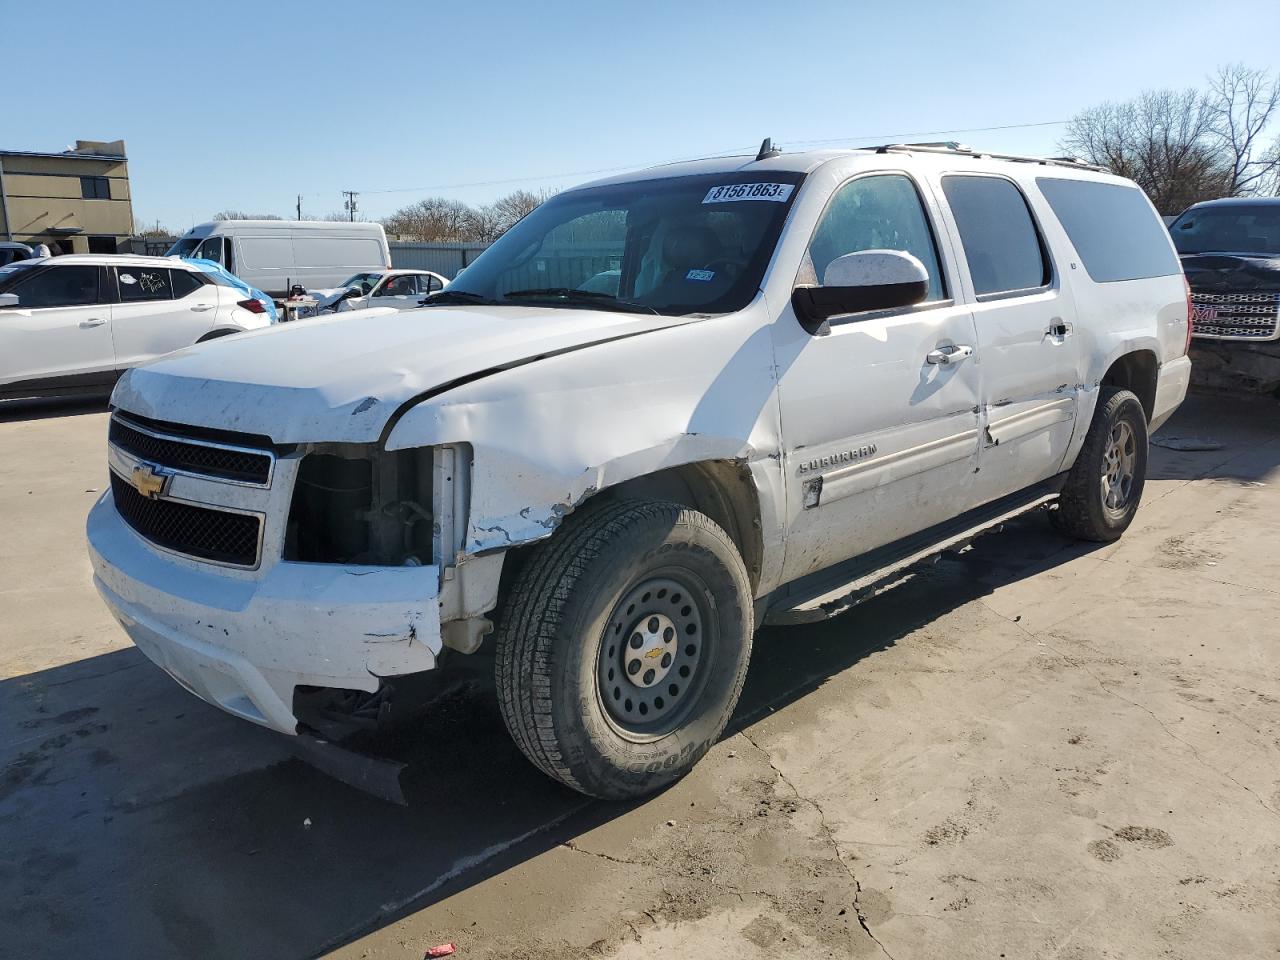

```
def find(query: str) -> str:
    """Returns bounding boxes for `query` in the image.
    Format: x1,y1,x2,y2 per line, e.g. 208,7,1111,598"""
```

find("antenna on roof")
756,138,781,161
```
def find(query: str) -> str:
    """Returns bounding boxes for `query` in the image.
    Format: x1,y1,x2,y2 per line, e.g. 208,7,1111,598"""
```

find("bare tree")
382,197,477,241
1062,64,1280,212
1206,63,1280,195
1061,88,1231,214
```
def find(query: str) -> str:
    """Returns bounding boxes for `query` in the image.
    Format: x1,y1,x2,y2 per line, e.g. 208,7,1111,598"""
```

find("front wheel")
494,499,753,798
1052,387,1149,542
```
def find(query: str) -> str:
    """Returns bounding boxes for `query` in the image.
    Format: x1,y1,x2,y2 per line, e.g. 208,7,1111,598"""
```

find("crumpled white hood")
112,305,693,444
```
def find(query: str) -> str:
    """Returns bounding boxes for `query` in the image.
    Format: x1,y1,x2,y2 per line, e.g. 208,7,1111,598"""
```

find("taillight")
237,298,266,314
1183,276,1194,356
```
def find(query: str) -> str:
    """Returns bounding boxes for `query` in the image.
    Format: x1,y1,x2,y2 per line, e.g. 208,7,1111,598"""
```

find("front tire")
1051,387,1148,542
494,499,753,798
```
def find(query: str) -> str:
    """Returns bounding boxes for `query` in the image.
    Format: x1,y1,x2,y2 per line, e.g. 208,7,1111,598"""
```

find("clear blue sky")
7,0,1278,231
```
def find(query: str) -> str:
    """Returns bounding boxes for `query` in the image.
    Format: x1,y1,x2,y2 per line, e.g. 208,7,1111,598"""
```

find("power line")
353,119,1070,199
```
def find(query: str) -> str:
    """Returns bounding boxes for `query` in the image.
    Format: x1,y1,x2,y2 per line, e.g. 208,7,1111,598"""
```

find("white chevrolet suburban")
87,142,1192,799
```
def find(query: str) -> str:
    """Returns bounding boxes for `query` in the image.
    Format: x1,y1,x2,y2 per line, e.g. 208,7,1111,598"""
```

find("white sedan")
309,269,449,315
0,254,274,401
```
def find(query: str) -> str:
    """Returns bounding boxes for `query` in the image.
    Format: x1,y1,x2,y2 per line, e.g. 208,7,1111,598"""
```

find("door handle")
926,344,974,365
190,304,215,312
1046,319,1072,339
79,317,107,328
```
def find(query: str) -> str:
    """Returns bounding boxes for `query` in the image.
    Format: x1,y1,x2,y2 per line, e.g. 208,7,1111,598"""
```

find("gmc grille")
110,472,261,567
1191,291,1280,341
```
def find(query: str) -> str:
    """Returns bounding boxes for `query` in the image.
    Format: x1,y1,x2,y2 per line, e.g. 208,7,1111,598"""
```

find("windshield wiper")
502,288,658,315
418,289,505,307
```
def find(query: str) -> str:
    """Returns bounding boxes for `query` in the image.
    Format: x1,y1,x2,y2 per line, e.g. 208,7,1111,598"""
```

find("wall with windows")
0,140,134,255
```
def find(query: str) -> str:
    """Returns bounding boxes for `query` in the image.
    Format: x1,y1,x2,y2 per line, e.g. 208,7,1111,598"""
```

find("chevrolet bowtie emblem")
130,462,170,499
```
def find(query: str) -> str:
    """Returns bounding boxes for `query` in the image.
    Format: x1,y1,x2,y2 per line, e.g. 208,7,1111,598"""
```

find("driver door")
771,172,983,584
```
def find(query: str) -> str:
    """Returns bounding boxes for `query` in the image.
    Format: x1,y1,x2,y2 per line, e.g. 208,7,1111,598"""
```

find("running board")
764,476,1064,626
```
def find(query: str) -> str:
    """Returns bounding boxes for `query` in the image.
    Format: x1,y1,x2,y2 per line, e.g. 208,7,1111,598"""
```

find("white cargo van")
167,221,391,298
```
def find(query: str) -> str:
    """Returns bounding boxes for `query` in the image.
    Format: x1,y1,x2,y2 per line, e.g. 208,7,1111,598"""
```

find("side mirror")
0,293,18,308
792,249,929,332
344,286,365,299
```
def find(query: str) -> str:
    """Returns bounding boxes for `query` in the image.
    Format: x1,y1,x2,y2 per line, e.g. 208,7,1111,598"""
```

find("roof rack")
866,141,1107,173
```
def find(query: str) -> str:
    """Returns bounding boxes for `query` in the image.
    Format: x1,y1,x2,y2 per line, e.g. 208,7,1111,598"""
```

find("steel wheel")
597,574,709,740
1100,419,1137,520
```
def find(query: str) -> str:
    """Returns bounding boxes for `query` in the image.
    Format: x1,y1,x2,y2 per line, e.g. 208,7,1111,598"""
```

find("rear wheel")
494,499,753,798
1051,387,1148,542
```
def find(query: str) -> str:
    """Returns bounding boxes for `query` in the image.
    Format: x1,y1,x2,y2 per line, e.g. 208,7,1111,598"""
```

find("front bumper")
87,492,441,735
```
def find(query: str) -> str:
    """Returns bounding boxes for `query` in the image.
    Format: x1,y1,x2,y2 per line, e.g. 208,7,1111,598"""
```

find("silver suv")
88,142,1192,798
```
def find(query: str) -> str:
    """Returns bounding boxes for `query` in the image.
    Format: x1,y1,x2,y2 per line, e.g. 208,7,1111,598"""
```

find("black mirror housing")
792,279,928,332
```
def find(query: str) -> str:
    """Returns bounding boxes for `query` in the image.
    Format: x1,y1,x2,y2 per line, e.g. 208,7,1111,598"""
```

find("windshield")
167,237,203,257
1170,204,1280,256
442,172,805,316
339,272,383,294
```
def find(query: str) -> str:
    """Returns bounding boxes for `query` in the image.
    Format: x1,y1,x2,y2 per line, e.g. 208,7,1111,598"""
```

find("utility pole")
296,194,302,221
342,190,359,222
0,156,12,241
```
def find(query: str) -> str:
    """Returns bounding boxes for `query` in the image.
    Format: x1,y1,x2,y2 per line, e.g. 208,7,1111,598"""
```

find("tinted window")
1037,178,1180,282
195,236,224,264
805,174,945,301
447,172,803,317
80,176,111,200
117,266,173,302
170,269,204,299
1168,203,1280,257
942,176,1048,296
9,266,100,307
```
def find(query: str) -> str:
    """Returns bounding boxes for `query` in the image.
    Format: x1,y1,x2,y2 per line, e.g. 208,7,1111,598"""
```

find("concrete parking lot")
2,392,1277,959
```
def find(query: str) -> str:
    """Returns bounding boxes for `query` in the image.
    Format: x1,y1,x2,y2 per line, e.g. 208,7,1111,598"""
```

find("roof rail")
867,141,1107,173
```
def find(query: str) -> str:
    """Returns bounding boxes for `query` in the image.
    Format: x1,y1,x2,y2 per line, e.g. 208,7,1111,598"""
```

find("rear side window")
117,267,173,302
170,269,205,299
942,176,1049,297
1037,178,1179,282
9,266,101,307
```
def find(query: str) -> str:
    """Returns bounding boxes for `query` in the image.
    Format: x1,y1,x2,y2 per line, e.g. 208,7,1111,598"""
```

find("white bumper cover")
1152,355,1193,433
87,493,441,734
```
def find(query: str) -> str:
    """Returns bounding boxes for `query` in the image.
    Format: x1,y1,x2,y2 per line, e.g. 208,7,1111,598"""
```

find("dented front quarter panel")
386,297,787,587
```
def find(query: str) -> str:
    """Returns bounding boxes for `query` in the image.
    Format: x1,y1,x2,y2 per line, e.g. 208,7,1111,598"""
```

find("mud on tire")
494,498,754,798
1051,387,1149,542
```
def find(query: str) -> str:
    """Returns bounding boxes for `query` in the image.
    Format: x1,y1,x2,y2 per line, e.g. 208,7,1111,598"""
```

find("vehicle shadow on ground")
1146,390,1280,483
0,511,1104,960
0,396,109,423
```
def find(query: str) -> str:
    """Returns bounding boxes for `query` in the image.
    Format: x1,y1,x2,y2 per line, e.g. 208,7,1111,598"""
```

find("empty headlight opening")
284,446,437,565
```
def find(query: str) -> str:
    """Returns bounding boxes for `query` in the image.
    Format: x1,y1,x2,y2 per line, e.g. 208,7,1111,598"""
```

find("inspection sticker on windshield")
703,182,794,204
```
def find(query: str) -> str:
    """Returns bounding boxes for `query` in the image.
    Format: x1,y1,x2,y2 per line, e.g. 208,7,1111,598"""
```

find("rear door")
0,264,115,395
935,174,1082,504
773,171,983,584
109,265,215,367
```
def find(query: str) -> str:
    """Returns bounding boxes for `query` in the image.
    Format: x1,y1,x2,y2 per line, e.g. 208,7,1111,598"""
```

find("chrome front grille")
1191,291,1280,341
106,413,276,568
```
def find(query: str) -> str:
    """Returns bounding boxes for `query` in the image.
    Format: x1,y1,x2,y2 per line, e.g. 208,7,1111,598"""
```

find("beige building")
0,139,134,254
